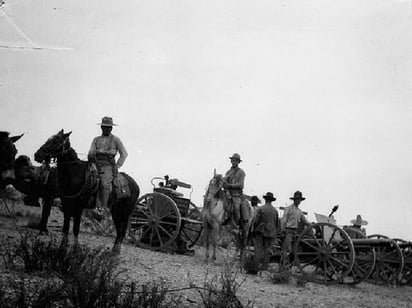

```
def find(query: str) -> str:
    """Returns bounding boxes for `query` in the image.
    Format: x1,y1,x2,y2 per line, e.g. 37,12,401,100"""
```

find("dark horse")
0,131,23,189
14,155,59,233
34,129,140,254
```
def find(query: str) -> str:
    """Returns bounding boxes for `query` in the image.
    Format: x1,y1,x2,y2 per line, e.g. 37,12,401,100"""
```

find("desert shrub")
242,254,261,275
193,260,252,308
269,267,291,285
121,279,183,308
14,234,72,273
0,276,65,308
0,238,18,269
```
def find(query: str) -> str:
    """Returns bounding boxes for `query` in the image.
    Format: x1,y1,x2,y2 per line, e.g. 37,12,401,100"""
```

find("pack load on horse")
34,129,140,254
13,155,59,233
202,169,252,262
0,131,23,190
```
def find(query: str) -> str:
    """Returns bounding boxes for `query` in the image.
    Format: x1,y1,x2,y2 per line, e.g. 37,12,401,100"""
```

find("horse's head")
0,131,23,187
204,173,224,203
34,129,72,163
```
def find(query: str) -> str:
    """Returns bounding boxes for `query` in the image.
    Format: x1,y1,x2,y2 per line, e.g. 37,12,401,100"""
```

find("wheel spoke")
158,224,173,239
155,227,164,246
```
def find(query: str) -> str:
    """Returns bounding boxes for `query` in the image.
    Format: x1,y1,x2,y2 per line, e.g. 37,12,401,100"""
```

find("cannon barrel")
351,238,412,247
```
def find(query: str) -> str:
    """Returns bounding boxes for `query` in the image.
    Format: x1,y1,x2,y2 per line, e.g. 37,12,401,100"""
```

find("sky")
1,0,412,240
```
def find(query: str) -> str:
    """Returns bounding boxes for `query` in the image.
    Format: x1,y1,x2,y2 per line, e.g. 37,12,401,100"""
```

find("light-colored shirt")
88,134,128,168
281,203,309,230
223,166,245,191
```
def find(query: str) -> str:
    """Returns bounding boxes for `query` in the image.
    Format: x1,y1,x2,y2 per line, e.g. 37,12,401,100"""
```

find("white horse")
201,171,252,262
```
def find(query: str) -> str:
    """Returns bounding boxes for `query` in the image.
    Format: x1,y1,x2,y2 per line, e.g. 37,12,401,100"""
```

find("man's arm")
115,137,128,168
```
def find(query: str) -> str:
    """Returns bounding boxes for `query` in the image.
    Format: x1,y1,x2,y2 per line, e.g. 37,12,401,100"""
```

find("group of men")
87,116,310,264
79,116,369,264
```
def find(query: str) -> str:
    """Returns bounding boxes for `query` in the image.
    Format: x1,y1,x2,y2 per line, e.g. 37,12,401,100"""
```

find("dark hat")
263,192,276,201
251,196,261,204
98,116,117,127
350,214,368,226
290,191,306,200
229,153,242,162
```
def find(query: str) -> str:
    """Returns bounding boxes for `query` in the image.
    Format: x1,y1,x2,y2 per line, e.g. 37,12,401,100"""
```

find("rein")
42,138,91,199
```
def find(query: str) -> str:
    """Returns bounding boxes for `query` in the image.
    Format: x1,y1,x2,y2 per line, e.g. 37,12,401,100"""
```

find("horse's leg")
72,208,83,247
38,195,52,234
112,202,122,254
204,225,210,262
211,222,220,261
111,200,131,255
61,208,70,246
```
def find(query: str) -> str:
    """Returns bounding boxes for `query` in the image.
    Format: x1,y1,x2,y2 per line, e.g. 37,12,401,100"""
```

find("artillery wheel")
179,202,203,248
294,222,355,285
128,193,181,250
342,227,376,285
393,238,412,286
367,235,404,285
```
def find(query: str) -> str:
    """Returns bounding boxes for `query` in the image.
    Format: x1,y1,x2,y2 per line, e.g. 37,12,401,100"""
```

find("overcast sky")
1,0,411,239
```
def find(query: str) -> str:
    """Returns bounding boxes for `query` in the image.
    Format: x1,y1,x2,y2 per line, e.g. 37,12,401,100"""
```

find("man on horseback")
88,116,128,213
222,153,245,234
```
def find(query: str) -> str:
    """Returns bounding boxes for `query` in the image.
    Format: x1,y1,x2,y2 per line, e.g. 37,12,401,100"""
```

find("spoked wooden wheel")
179,202,203,248
342,227,376,285
367,235,404,285
128,193,181,250
393,239,412,286
294,222,355,285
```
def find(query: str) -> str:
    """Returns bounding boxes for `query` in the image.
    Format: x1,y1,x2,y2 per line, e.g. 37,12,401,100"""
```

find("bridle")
37,136,73,164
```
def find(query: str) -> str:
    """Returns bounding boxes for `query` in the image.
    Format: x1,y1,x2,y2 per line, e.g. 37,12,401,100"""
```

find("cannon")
127,175,203,252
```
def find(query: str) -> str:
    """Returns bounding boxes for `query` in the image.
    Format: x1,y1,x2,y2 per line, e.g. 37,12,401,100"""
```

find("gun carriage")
127,176,203,251
269,207,412,286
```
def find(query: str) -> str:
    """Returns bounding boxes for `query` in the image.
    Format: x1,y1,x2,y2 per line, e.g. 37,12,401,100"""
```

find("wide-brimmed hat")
290,191,306,200
229,153,242,162
251,196,261,204
350,214,368,226
98,116,117,127
263,192,276,201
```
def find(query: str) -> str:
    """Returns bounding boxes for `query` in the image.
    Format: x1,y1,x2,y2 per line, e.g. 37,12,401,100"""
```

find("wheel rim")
180,202,203,248
393,239,412,286
294,222,355,284
367,235,404,285
128,193,181,250
342,227,376,285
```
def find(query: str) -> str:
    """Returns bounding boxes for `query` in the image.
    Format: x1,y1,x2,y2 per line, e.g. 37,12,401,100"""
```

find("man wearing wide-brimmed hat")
280,191,311,266
253,192,280,268
222,153,246,233
349,214,368,235
88,116,128,212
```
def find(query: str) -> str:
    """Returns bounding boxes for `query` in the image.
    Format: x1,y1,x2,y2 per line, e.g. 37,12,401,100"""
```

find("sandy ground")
1,200,412,308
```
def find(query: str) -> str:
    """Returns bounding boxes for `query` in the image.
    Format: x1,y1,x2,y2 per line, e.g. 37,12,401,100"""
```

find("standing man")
253,192,279,268
222,153,245,233
88,116,128,212
280,191,311,266
250,195,261,209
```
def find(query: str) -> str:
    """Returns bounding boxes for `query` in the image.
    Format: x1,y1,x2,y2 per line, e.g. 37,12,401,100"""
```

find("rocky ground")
1,199,412,308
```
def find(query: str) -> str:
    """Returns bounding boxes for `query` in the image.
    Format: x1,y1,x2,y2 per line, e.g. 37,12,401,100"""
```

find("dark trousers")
253,233,275,267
